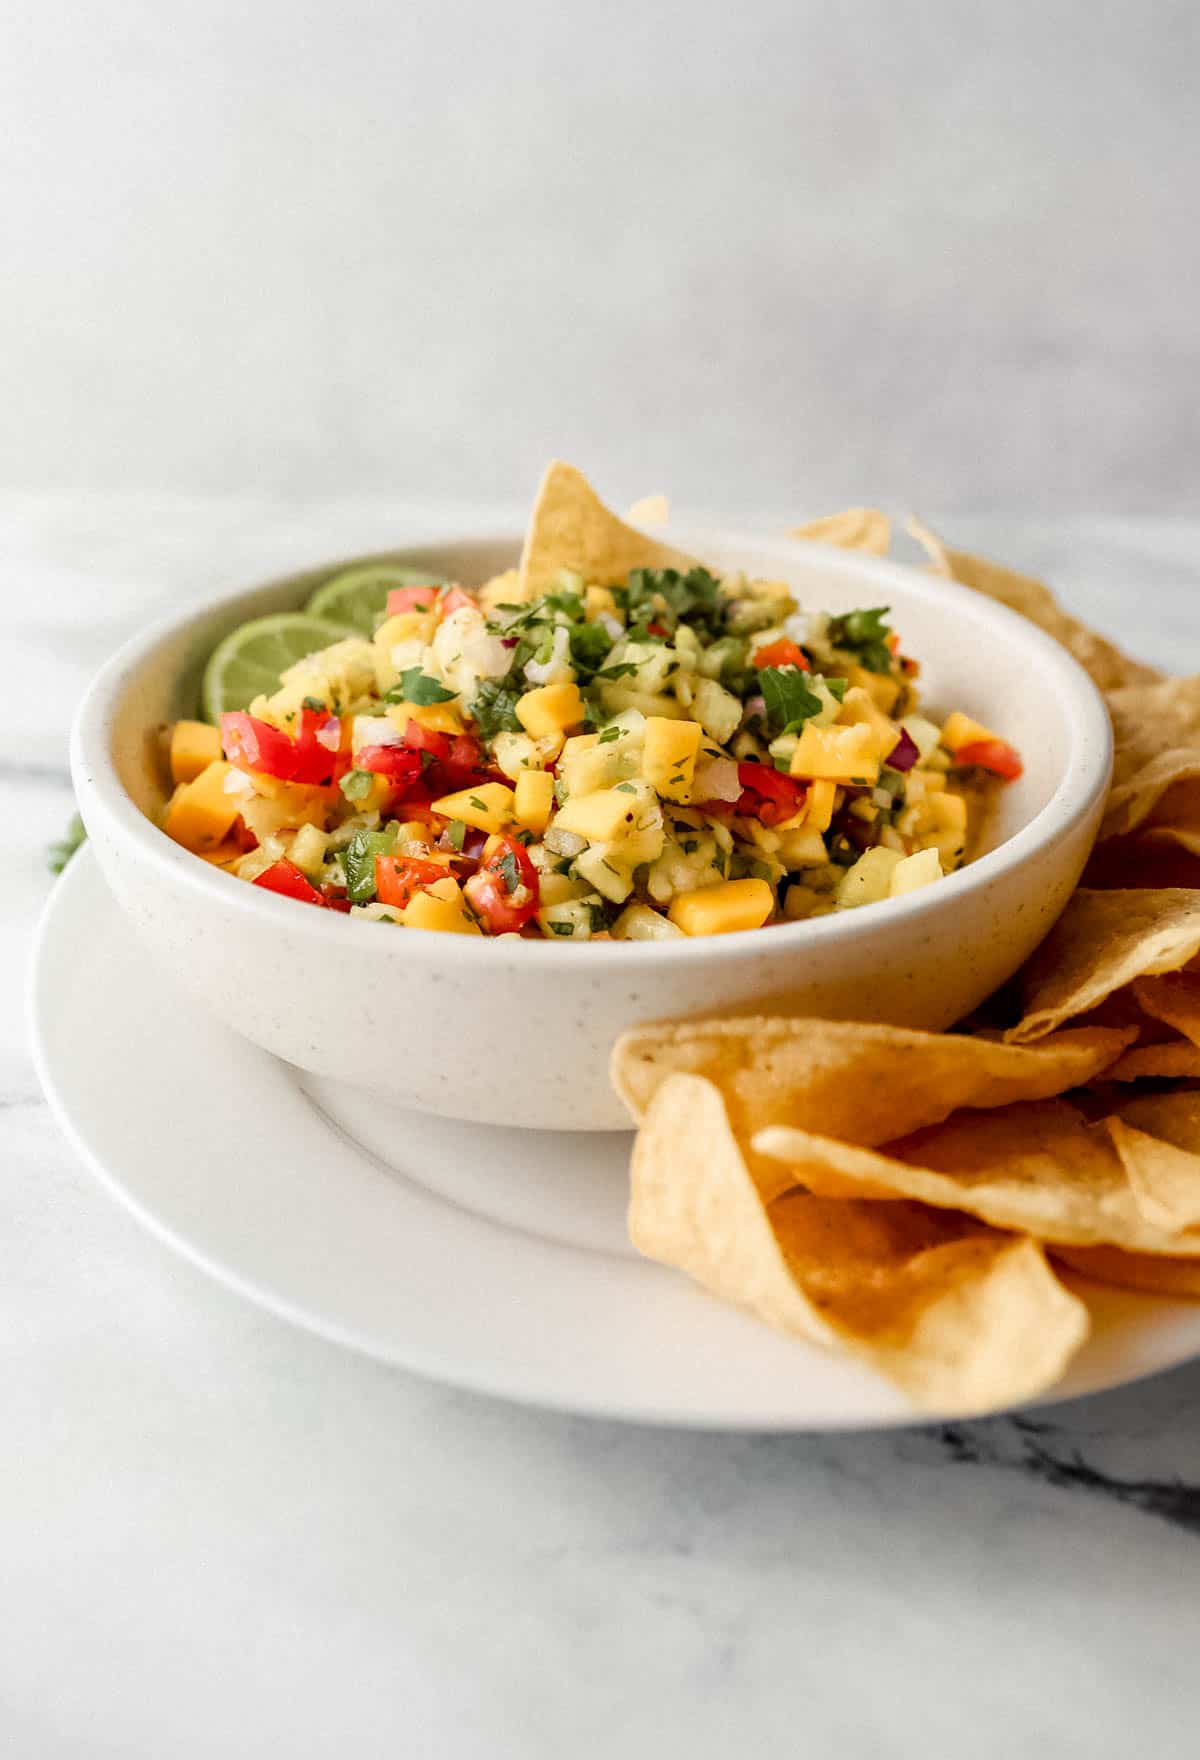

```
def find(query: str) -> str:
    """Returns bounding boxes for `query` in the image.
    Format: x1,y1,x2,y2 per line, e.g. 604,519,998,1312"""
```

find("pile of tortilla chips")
609,507,1200,1415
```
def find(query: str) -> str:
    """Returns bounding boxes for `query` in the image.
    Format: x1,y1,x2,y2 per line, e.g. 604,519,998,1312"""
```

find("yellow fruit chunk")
641,717,703,802
553,785,646,843
668,878,775,937
197,838,245,869
162,760,243,852
385,700,464,737
402,875,482,934
477,569,523,614
802,779,838,832
890,847,943,896
169,720,223,785
515,682,586,738
514,769,555,834
585,585,618,619
430,782,515,834
289,823,328,879
940,711,999,753
790,723,881,786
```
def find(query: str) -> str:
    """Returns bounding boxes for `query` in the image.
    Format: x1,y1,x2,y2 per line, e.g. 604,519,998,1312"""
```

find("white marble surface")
6,498,1200,1758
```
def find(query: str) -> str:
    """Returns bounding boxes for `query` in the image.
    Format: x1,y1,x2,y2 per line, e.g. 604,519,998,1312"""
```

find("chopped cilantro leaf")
497,850,521,893
597,727,621,745
446,820,467,851
594,661,638,681
468,678,523,738
301,695,325,711
614,782,637,794
568,620,613,676
619,566,725,636
759,666,823,735
391,668,457,705
549,921,575,935
48,812,86,875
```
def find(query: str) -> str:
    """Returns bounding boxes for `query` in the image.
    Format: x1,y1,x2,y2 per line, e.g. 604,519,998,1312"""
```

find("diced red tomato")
437,586,475,619
221,713,301,780
220,709,342,786
953,739,1024,781
753,640,810,673
734,762,808,826
395,719,452,762
463,833,540,934
386,583,440,616
375,855,450,910
355,745,426,787
252,859,327,907
646,620,670,638
291,707,344,784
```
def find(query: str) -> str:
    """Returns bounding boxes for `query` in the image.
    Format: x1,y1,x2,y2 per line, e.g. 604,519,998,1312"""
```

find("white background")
4,0,1199,515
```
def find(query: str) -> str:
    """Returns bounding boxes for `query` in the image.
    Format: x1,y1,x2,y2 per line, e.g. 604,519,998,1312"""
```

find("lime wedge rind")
305,563,448,637
200,612,353,722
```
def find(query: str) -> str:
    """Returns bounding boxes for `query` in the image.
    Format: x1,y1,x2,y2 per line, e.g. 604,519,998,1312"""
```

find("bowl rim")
71,524,1114,970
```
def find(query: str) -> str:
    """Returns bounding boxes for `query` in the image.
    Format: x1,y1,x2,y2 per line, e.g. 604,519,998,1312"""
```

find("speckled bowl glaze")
71,528,1112,1131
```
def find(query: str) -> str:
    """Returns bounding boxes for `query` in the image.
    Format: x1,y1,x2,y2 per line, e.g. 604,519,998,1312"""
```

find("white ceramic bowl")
71,527,1112,1131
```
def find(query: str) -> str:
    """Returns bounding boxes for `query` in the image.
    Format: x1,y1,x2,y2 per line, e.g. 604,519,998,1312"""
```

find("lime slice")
305,563,448,636
201,612,352,721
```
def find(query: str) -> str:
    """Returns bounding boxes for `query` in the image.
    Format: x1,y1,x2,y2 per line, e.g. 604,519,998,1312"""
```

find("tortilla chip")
1053,1244,1200,1299
788,508,891,555
519,461,698,599
625,493,670,526
612,1016,1132,1150
1106,1040,1200,1082
752,1095,1200,1256
631,1073,1089,1414
908,518,1161,692
1008,889,1200,1041
1101,676,1200,840
1131,972,1200,1048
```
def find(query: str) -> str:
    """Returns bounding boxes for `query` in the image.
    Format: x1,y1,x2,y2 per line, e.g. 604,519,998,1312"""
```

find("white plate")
30,848,1200,1429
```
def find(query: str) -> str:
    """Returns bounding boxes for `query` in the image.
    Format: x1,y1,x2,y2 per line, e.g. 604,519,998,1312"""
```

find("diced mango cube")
385,700,465,736
430,782,516,834
641,717,703,802
585,585,618,620
668,878,775,937
477,569,523,615
169,720,223,785
845,663,902,714
553,784,649,844
790,723,881,786
162,760,243,852
514,769,555,834
940,711,999,753
402,875,482,934
802,779,838,832
515,682,585,738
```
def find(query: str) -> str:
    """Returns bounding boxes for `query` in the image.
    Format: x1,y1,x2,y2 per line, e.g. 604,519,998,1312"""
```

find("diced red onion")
886,728,919,772
501,636,519,649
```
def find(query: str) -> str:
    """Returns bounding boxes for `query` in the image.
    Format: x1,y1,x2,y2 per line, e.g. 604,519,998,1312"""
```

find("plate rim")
29,847,1200,1432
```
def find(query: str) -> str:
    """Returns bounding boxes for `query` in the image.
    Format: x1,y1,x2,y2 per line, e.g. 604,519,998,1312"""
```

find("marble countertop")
6,497,1200,1758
